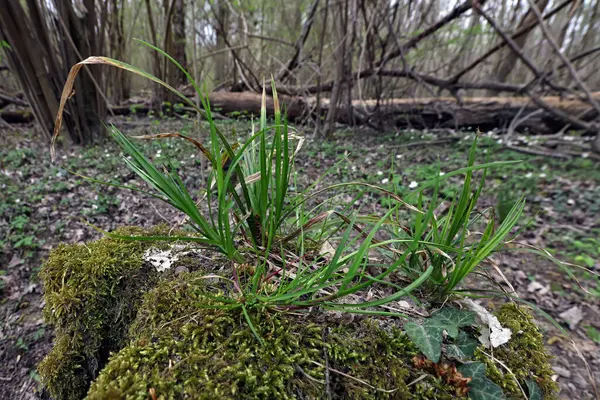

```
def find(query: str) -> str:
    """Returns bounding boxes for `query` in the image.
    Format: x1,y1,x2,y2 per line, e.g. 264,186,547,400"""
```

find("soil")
0,118,598,399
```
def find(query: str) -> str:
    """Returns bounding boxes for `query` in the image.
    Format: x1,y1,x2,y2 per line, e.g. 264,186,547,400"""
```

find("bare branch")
276,0,320,82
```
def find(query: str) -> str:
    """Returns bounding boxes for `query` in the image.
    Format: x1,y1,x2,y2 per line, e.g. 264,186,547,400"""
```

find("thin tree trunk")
172,0,187,85
493,0,550,84
214,0,229,84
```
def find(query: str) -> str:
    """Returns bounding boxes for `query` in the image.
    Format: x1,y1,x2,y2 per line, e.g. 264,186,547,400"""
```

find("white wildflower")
377,170,384,176
408,181,418,189
381,178,389,184
525,172,533,178
539,173,547,178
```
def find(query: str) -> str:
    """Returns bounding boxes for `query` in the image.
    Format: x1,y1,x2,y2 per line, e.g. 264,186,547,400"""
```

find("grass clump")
38,226,171,400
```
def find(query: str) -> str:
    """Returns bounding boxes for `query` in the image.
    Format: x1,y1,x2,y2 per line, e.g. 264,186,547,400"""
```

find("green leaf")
459,362,487,380
429,307,476,338
447,331,479,360
459,363,506,400
525,380,542,400
468,378,506,400
404,321,443,362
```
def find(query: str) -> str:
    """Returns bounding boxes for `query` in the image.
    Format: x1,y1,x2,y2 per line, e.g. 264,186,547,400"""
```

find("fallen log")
111,92,307,120
3,91,600,138
329,95,600,135
0,92,28,107
0,109,34,123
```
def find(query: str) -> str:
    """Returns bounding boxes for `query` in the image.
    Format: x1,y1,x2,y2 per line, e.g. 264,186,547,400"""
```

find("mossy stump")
39,229,557,399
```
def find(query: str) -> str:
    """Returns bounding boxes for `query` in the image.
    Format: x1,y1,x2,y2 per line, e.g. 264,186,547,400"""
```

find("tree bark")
172,0,187,86
0,0,105,144
493,0,550,84
214,0,229,84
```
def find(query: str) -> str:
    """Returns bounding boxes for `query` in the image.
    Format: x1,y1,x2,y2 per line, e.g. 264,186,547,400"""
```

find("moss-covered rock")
88,271,460,400
476,304,558,399
38,226,172,400
39,230,557,400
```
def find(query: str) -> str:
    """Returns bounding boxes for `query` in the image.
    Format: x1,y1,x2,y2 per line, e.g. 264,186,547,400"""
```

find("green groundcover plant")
46,41,591,399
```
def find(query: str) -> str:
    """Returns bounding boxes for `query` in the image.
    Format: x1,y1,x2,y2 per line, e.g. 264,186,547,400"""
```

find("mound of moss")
474,304,558,398
86,272,556,400
88,271,461,400
38,226,172,400
39,231,557,400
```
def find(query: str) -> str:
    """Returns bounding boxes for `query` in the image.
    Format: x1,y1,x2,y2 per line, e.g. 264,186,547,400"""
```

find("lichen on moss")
88,272,461,400
475,303,558,399
38,226,173,400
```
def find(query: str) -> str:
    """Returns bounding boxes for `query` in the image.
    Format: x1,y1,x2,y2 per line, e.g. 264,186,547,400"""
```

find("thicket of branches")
1,0,600,148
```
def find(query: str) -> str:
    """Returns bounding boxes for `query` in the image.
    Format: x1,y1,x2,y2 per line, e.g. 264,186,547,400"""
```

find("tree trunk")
214,0,229,84
172,0,187,86
0,0,105,144
493,0,550,84
109,0,130,104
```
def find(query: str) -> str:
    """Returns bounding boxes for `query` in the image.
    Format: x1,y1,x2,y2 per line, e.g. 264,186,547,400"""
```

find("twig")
502,144,572,159
503,144,600,160
310,360,397,393
390,137,460,149
479,349,528,399
0,91,28,107
570,339,600,399
149,201,171,224
323,328,332,400
295,364,325,385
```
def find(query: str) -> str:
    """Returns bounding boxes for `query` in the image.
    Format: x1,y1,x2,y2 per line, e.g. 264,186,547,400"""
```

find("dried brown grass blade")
51,56,200,162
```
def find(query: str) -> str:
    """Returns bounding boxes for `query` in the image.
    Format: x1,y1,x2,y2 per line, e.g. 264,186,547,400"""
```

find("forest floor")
1,117,599,399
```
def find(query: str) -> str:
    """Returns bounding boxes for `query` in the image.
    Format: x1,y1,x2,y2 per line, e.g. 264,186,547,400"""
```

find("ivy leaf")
468,378,506,400
458,362,487,380
526,380,542,400
430,307,476,338
404,321,443,362
459,362,506,400
447,331,479,360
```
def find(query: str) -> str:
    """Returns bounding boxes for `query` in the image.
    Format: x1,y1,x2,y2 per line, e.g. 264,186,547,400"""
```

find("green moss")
475,303,558,399
38,226,171,400
88,272,459,400
40,228,557,400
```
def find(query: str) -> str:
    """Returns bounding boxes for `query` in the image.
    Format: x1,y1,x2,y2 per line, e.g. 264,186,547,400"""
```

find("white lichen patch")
460,299,512,348
144,245,191,272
